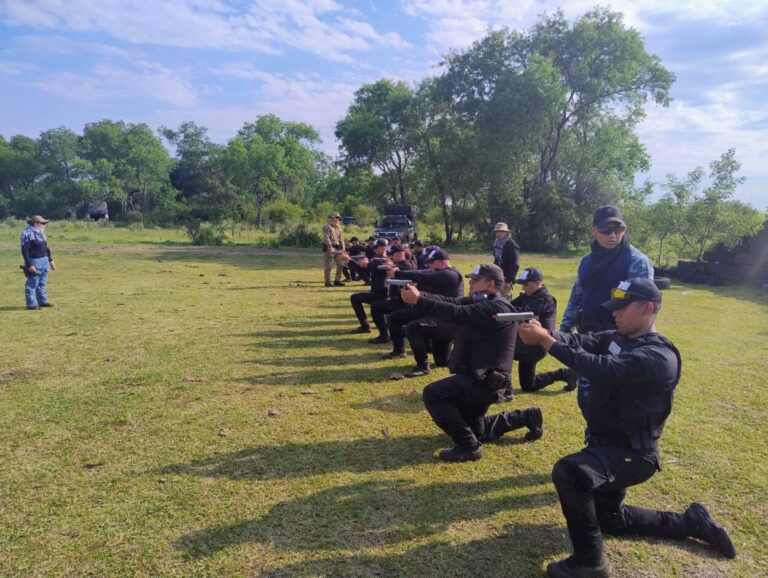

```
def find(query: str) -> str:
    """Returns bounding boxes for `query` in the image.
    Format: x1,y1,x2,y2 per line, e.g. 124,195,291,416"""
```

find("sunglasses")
610,287,644,300
597,224,625,235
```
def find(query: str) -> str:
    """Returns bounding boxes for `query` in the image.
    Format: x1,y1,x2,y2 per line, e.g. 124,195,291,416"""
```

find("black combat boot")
546,555,611,578
368,334,390,344
524,407,544,441
534,368,576,391
404,364,430,378
438,445,483,462
382,350,407,360
350,324,371,334
684,503,736,559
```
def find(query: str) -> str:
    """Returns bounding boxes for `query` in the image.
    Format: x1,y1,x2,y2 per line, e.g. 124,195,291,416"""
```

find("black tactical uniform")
384,266,464,359
349,253,391,332
367,254,416,343
546,323,735,576
415,268,544,461
510,286,557,391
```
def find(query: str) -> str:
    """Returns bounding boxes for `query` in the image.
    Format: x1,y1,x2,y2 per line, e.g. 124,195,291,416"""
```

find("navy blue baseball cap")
465,264,505,285
593,205,625,229
423,246,449,263
515,267,544,284
602,278,661,310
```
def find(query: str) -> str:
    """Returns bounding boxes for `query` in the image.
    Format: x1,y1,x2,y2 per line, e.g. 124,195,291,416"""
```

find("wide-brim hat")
27,215,50,225
493,222,510,233
328,211,342,219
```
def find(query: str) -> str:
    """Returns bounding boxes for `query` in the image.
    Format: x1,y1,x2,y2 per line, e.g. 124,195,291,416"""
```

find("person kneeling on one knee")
518,278,736,578
400,264,544,462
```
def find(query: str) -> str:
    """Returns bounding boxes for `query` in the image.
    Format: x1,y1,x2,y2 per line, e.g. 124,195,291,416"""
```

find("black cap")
373,238,389,248
349,236,359,242
422,246,449,263
366,236,375,242
602,278,661,311
593,205,625,229
465,264,505,285
515,267,544,284
389,244,406,254
412,239,424,247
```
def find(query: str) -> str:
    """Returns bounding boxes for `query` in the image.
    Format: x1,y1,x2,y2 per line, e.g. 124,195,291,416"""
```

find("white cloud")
30,60,199,107
1,0,410,62
401,0,768,53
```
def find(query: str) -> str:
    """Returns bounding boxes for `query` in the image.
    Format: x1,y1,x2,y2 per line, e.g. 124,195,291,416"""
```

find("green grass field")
1,230,766,577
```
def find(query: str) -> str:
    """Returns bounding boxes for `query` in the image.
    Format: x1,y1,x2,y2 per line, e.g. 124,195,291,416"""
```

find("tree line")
0,7,763,258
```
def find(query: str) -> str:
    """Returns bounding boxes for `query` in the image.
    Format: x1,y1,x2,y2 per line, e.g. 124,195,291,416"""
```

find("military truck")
373,205,417,242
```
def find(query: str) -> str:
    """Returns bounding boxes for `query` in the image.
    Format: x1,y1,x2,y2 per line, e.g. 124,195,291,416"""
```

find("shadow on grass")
162,435,451,481
241,352,387,368
252,527,566,577
239,365,396,385
174,475,557,560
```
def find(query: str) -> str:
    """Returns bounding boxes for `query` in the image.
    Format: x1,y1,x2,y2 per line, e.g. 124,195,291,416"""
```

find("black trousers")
552,445,689,565
422,374,498,450
370,299,408,335
387,307,422,353
350,292,385,326
516,351,547,391
478,410,529,442
405,317,456,368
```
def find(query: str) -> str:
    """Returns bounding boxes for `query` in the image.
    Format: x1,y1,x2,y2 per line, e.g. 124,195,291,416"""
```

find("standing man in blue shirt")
20,215,57,310
535,206,653,391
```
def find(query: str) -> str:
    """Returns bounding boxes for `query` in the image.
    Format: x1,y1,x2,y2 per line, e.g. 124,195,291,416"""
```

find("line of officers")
322,207,736,578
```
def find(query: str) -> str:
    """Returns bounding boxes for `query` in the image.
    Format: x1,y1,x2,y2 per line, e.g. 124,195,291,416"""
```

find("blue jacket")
561,243,652,332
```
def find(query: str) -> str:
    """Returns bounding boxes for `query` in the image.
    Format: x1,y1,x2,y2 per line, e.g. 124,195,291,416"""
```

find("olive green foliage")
0,235,765,576
628,149,764,264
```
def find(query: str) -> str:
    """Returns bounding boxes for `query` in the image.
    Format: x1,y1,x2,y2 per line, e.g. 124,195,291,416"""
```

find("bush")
264,199,304,230
277,224,322,248
186,222,226,246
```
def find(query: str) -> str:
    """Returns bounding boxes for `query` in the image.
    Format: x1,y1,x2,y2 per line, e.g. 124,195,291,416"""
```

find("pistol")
495,312,535,323
385,279,413,288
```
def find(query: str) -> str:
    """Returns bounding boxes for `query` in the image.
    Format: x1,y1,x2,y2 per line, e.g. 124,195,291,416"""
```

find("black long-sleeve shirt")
414,293,518,378
394,267,464,297
549,330,681,442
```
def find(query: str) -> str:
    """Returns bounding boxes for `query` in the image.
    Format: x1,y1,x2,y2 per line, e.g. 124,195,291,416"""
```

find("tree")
37,127,89,217
81,120,173,219
647,149,762,261
336,79,420,205
224,115,321,228
0,135,41,216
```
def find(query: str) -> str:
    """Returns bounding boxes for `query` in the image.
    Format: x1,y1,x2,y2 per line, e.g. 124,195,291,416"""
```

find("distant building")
85,201,109,221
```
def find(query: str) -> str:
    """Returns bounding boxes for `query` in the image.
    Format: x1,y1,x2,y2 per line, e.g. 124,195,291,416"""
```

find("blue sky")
1,0,767,209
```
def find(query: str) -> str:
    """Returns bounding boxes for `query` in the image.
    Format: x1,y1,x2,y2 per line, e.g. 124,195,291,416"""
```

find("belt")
586,433,658,451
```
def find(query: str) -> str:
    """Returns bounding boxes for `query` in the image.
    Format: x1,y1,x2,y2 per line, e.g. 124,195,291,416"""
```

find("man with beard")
535,206,652,391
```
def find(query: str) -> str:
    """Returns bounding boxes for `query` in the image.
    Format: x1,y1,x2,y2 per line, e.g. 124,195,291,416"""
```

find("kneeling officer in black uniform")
401,264,543,462
518,278,736,578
